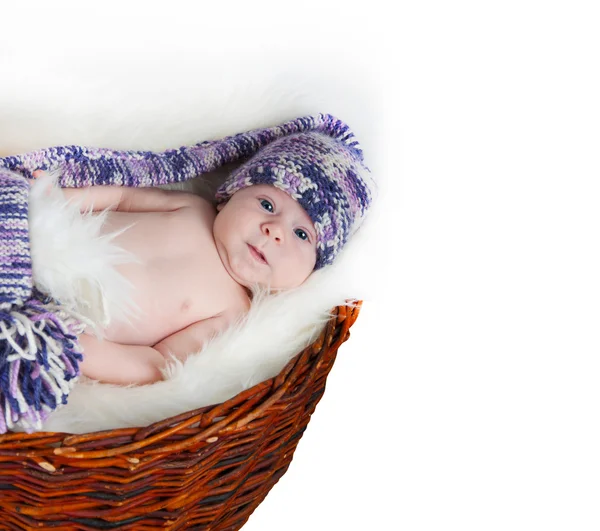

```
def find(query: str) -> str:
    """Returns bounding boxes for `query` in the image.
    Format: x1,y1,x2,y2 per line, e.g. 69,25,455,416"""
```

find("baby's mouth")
248,244,268,264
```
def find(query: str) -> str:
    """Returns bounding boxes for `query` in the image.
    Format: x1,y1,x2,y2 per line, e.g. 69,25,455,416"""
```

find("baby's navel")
180,299,191,312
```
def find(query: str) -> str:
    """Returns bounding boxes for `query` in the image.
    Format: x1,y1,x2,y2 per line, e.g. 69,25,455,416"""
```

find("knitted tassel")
0,288,90,433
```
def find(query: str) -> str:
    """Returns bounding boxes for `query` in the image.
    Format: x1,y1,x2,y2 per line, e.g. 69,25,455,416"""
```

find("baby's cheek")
299,243,318,272
281,251,314,286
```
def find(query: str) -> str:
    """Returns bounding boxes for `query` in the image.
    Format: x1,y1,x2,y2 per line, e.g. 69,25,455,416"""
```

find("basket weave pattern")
0,304,360,530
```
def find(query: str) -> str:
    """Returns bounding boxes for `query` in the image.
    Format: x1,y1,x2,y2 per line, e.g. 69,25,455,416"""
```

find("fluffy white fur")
29,171,142,335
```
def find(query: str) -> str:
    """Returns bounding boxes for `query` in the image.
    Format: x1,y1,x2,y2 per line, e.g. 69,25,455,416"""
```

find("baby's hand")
31,169,59,197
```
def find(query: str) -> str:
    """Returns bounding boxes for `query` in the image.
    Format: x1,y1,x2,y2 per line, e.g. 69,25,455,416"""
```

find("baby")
37,130,373,386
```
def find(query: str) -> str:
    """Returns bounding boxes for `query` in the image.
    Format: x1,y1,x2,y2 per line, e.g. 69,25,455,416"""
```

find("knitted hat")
215,128,373,269
2,114,373,271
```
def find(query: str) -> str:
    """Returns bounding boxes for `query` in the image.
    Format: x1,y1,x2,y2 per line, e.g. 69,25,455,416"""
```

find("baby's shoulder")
177,192,215,213
172,193,216,227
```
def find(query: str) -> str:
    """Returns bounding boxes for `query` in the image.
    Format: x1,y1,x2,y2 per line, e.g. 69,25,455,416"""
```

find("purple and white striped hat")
215,121,374,269
1,113,374,295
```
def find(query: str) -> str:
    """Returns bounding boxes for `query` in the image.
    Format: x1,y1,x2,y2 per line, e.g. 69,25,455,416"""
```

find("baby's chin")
226,258,269,289
231,272,305,293
258,274,312,292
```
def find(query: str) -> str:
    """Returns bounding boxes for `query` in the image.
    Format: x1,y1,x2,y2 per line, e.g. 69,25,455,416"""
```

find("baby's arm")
60,186,200,213
153,314,234,363
78,333,167,385
79,314,235,385
29,168,199,214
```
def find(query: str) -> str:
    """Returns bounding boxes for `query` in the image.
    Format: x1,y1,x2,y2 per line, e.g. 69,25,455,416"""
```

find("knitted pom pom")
0,288,88,433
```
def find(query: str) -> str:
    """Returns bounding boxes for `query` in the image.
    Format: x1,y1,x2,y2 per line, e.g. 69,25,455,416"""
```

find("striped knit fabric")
0,115,360,186
0,171,32,310
0,170,84,432
0,113,373,432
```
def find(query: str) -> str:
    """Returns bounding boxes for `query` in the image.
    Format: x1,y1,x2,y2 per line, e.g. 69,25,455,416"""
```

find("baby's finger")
33,169,46,178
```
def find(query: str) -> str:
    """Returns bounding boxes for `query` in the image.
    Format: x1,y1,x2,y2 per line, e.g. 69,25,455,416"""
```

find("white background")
2,2,599,530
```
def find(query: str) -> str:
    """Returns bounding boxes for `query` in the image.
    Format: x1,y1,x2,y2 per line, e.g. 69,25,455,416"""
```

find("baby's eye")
295,229,309,241
260,199,274,212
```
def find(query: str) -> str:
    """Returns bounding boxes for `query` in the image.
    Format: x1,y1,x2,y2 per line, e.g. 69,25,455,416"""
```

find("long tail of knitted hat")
0,171,87,433
0,113,373,432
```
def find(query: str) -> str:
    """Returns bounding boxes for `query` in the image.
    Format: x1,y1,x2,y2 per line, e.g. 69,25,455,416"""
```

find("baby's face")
213,184,317,290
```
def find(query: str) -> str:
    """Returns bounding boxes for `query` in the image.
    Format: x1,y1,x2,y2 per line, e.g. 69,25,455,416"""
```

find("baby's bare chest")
100,202,246,345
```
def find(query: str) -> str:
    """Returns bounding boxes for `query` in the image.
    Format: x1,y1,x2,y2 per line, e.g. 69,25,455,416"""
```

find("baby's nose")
263,223,284,243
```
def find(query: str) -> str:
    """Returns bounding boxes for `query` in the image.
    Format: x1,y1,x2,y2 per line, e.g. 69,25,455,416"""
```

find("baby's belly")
101,259,204,346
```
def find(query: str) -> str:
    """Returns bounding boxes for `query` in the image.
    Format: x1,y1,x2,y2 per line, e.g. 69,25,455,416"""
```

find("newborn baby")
58,182,319,385
35,130,373,386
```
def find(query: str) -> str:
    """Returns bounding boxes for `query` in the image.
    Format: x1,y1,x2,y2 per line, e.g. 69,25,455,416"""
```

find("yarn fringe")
0,288,94,434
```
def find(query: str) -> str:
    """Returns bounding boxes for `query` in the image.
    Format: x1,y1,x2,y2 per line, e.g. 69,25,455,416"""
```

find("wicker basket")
0,303,360,530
